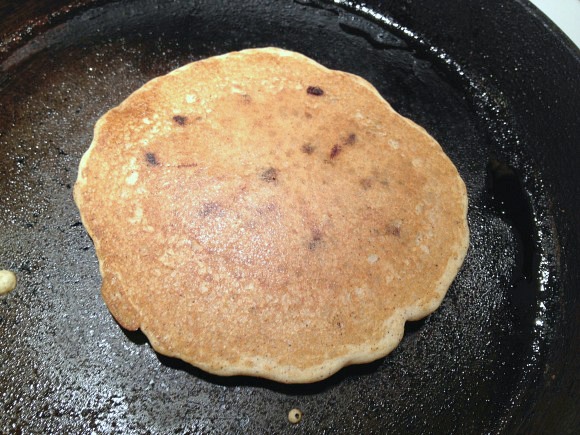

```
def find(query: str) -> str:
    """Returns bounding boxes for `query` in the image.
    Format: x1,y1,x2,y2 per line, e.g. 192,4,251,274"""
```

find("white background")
528,0,580,48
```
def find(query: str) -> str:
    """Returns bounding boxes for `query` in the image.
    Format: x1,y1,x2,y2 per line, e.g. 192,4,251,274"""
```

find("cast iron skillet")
0,0,578,433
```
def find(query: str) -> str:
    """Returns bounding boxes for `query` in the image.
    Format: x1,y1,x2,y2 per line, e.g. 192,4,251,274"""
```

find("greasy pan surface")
0,0,578,433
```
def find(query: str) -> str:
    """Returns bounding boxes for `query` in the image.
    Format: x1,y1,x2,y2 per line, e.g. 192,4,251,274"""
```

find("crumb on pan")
0,270,17,295
288,408,303,424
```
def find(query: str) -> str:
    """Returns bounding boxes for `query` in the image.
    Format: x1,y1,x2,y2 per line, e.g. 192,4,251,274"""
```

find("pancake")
74,47,469,383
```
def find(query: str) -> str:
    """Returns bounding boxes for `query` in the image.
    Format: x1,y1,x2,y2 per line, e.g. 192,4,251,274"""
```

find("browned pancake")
74,47,469,383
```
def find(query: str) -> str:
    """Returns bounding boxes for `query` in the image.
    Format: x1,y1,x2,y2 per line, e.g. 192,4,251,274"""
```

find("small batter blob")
288,408,303,424
0,270,17,295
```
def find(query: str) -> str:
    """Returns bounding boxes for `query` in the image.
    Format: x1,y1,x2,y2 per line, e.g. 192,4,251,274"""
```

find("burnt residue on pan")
0,0,570,433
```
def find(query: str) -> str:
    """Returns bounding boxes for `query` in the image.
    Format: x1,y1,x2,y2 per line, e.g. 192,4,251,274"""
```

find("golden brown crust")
74,47,469,383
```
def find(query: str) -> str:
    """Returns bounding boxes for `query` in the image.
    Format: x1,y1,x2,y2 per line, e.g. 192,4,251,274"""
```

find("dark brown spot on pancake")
308,228,323,250
173,115,187,125
260,167,278,183
305,112,313,119
199,201,221,217
257,202,278,215
301,143,315,155
345,133,357,145
145,152,158,166
174,162,197,168
385,224,401,237
307,86,324,96
242,94,252,104
312,228,322,241
330,144,342,159
360,178,373,190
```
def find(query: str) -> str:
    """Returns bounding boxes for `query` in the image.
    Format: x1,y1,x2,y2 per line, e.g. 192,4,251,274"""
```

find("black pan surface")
0,0,578,433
